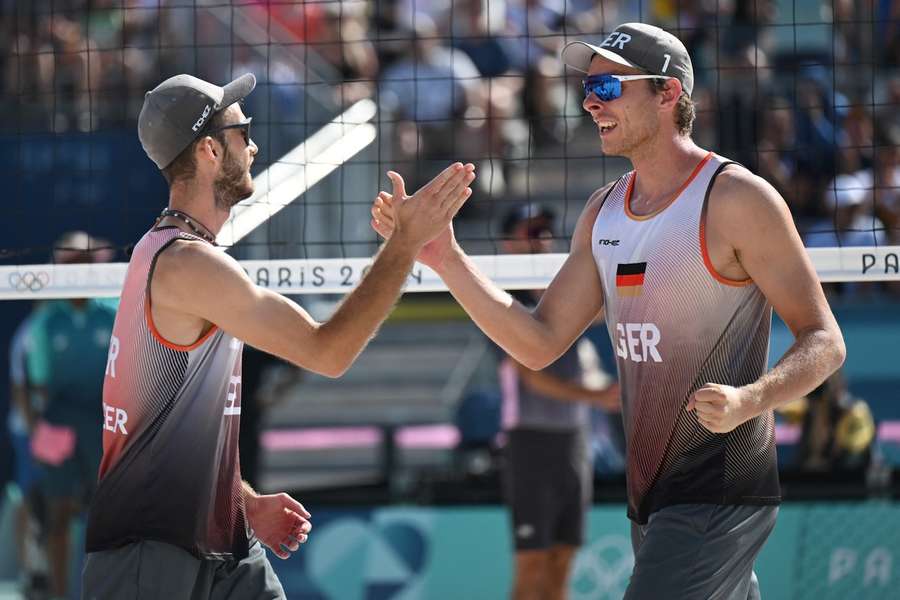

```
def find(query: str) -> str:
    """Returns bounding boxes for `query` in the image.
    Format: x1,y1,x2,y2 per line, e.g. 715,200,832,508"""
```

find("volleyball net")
1,0,898,300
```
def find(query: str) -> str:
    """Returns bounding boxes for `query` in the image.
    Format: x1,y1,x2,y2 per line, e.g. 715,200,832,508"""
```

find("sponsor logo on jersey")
616,262,646,297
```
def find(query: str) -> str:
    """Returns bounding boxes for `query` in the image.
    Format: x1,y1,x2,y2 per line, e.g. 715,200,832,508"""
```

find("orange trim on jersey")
625,151,715,221
144,296,218,351
699,206,753,288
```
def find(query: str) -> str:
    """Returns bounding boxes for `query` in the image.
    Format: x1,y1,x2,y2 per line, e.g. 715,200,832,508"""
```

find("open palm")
371,188,458,271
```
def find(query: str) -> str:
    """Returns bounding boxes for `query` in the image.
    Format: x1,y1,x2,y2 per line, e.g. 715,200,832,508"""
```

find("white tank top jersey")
591,152,781,524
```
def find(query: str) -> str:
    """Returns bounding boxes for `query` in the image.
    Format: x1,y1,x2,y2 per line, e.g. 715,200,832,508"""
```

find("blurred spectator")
8,305,49,597
795,370,875,473
875,76,900,143
792,71,845,178
863,129,900,244
496,203,619,600
453,0,529,194
804,173,888,248
505,0,571,147
878,0,900,66
314,2,380,107
756,95,800,202
716,0,776,166
26,231,116,600
379,14,485,189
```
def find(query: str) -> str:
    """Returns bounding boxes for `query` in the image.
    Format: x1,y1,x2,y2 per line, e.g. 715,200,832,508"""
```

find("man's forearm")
438,249,554,369
314,236,418,376
745,326,845,413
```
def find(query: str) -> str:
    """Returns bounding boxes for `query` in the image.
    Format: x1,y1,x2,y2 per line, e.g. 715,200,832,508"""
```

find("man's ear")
659,78,682,108
195,136,219,164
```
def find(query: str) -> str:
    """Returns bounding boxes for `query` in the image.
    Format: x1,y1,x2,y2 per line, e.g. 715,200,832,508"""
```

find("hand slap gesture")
686,383,758,434
245,492,312,560
372,162,475,267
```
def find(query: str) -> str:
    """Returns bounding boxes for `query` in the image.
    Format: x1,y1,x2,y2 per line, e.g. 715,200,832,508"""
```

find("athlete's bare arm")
151,163,475,378
687,165,846,433
373,182,615,370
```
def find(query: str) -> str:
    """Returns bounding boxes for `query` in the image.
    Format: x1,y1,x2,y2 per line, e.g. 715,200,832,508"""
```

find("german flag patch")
616,262,646,297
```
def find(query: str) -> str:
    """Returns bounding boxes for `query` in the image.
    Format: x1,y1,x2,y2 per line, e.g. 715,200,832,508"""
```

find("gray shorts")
625,504,778,600
81,539,285,600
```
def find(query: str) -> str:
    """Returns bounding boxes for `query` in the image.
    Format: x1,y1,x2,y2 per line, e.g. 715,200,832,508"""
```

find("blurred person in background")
497,203,619,600
453,0,529,194
8,303,48,598
756,95,800,203
315,1,380,107
505,0,570,147
862,129,900,243
804,173,888,249
379,14,485,190
794,370,875,474
26,231,117,600
716,0,776,166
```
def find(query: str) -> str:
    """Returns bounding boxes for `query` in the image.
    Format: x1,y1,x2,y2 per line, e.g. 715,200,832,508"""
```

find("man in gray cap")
372,22,845,599
82,73,475,599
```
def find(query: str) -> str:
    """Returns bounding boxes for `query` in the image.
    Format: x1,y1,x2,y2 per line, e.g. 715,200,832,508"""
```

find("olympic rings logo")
8,271,50,292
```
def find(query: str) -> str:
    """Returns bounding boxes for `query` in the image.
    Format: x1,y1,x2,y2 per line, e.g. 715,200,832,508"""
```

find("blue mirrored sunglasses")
582,74,672,102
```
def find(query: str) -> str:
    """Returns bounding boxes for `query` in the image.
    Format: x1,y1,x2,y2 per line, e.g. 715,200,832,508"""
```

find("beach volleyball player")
372,23,845,599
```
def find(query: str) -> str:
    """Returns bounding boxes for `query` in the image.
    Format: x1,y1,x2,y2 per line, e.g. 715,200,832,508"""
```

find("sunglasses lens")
583,76,621,101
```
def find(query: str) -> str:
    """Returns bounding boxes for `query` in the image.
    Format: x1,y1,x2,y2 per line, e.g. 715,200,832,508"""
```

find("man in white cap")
82,72,475,599
372,23,845,599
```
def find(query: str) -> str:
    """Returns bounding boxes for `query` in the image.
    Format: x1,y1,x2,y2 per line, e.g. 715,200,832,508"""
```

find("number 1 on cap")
662,54,671,73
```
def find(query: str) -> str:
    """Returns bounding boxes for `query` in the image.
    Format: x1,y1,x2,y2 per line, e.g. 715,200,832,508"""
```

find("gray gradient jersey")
591,152,780,524
86,227,249,560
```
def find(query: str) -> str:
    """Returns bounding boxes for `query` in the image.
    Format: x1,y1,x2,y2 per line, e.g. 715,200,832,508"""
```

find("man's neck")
626,134,709,208
166,181,229,237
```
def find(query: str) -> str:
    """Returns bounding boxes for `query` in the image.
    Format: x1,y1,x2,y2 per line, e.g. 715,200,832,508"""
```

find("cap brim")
219,73,256,109
561,41,639,74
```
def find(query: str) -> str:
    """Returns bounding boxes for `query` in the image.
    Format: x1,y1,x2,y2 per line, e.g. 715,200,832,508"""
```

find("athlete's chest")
592,208,703,297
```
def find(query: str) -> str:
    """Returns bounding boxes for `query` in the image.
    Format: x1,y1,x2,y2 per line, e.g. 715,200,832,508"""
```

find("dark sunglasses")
205,117,252,146
582,74,672,102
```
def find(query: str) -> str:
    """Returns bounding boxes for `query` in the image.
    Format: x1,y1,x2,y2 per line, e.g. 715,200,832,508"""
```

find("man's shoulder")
155,236,232,273
711,162,775,199
152,236,247,310
708,162,785,219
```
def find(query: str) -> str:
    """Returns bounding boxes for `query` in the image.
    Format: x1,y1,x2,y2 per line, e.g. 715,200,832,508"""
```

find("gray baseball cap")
561,23,694,97
138,73,256,170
